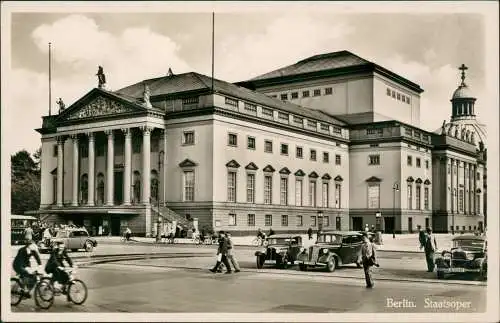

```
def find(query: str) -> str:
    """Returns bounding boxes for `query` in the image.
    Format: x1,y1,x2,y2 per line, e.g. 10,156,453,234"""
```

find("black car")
297,231,364,272
435,234,487,280
255,234,303,269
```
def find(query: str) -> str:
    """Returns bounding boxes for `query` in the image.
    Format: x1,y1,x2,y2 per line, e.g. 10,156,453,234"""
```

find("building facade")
32,51,486,236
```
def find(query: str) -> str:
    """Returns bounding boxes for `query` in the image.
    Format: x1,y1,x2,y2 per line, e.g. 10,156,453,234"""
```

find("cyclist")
12,240,42,298
45,241,74,294
124,227,132,241
257,228,266,240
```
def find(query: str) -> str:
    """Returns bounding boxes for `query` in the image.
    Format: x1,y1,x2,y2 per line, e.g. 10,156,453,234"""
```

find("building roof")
115,72,347,126
452,84,475,99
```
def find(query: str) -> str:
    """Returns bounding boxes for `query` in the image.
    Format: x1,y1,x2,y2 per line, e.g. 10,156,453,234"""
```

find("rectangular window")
264,175,273,204
369,155,380,165
325,87,333,95
247,214,255,226
309,181,317,207
459,189,464,212
225,97,238,108
183,131,195,145
295,179,303,206
264,140,273,153
244,102,257,114
278,112,289,122
416,186,421,210
407,156,412,166
402,96,406,103
306,120,317,129
280,143,289,155
323,216,330,227
296,215,303,226
293,116,303,126
386,88,391,96
313,89,321,96
332,126,342,134
280,177,288,205
367,184,380,209
53,145,58,157
424,187,429,210
391,90,396,98
310,149,317,161
416,158,421,168
320,123,329,132
322,182,329,207
407,96,411,104
425,160,429,169
291,92,298,99
323,152,329,163
302,90,310,98
183,171,195,201
397,93,401,100
262,107,274,118
335,183,341,208
228,214,236,226
227,171,237,202
280,93,288,101
407,184,413,210
296,146,303,158
265,214,272,226
247,136,256,150
246,173,255,203
281,215,288,226
335,154,341,165
228,133,237,146
311,216,317,227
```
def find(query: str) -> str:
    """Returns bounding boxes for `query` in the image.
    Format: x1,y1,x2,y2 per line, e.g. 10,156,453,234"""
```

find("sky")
2,2,498,157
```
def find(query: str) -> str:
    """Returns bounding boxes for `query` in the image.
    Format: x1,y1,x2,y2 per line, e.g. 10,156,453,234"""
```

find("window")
80,174,88,204
183,131,195,145
262,107,274,118
416,185,421,210
228,133,237,146
310,216,317,227
323,216,330,227
416,158,421,168
280,93,288,101
53,145,58,157
264,175,273,204
307,120,317,129
397,93,401,100
369,155,380,165
476,194,480,214
333,126,342,135
407,184,413,210
313,89,321,96
296,147,303,158
325,87,333,95
335,154,341,165
246,174,255,203
386,88,391,96
244,102,257,113
407,97,411,104
309,181,317,207
291,92,298,99
425,160,429,169
278,112,289,122
402,96,406,103
281,144,289,155
264,140,273,153
280,177,288,205
323,152,329,163
228,214,236,226
225,97,238,107
459,189,464,212
295,179,303,206
310,149,317,161
424,187,429,210
293,116,303,125
265,214,272,226
322,182,329,207
281,215,288,226
302,90,310,97
182,97,199,105
247,136,256,150
183,171,195,201
247,214,255,226
227,171,237,202
296,215,303,226
368,184,380,209
335,183,341,208
407,156,412,166
320,123,329,132
150,138,159,153
391,90,396,98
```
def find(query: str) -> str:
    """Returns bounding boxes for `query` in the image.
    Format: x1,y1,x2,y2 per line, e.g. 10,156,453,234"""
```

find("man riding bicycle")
45,241,74,294
257,228,266,240
12,240,42,298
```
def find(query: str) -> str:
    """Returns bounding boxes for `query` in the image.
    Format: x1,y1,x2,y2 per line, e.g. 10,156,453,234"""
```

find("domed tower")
451,64,476,121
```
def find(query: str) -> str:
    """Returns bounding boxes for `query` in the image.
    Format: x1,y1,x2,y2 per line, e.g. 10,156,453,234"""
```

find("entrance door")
408,217,413,233
384,217,395,233
425,217,429,229
111,215,121,236
352,217,363,231
114,171,124,205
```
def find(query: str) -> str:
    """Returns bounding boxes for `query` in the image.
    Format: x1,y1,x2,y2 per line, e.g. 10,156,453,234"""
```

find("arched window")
80,174,88,204
151,170,159,202
97,173,105,205
133,171,141,204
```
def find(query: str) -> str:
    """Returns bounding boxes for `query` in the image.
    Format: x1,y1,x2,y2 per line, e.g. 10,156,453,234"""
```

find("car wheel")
256,256,264,269
299,264,307,271
437,271,445,279
84,241,93,252
326,258,336,272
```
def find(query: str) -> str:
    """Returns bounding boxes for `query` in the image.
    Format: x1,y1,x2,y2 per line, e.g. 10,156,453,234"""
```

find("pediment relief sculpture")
67,96,135,120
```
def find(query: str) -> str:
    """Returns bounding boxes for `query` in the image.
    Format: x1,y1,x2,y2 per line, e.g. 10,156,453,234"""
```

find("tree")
11,148,41,215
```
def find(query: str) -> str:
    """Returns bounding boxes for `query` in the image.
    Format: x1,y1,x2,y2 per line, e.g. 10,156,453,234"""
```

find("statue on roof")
167,67,174,76
454,125,459,138
441,120,446,135
479,141,484,151
56,98,66,113
471,131,476,143
96,66,106,89
143,83,152,108
465,129,470,142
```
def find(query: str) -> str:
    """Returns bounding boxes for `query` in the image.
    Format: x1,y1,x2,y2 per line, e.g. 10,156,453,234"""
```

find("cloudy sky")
2,2,498,157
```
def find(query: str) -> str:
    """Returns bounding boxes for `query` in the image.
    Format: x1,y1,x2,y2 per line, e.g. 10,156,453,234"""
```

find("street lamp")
392,182,399,238
156,150,165,242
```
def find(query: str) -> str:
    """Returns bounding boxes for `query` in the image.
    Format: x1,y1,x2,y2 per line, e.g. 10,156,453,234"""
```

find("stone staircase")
150,205,190,228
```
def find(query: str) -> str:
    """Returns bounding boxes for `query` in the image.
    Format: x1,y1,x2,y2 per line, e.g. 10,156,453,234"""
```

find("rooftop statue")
96,66,106,89
143,83,152,108
56,98,66,113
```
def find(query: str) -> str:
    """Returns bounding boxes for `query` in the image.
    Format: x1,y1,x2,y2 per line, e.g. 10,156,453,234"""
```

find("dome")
435,119,487,149
452,84,475,99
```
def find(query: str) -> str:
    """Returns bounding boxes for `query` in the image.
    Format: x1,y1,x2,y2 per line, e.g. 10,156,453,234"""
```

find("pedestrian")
361,232,379,288
364,224,369,232
210,231,232,274
307,227,313,240
417,225,425,249
424,227,437,272
370,225,375,234
23,225,34,243
125,227,132,241
225,232,240,273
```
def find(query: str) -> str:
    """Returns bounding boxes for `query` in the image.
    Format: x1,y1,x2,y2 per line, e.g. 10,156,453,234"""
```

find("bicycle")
252,236,269,247
11,270,54,309
40,267,88,308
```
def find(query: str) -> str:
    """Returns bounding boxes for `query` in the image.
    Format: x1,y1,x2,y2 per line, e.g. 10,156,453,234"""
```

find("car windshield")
453,239,485,249
55,231,69,238
317,234,342,244
268,238,299,245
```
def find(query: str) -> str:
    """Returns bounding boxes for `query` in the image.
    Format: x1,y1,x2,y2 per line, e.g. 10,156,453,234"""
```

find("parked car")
435,234,487,280
297,231,364,272
49,228,98,252
255,234,303,269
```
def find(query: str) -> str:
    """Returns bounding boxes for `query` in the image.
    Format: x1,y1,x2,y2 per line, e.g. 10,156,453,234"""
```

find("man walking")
417,225,426,249
225,232,240,273
424,227,437,272
210,231,232,274
361,232,378,288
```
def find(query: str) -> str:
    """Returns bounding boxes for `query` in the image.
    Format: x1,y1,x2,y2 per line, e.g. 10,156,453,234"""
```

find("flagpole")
211,12,215,93
48,42,52,116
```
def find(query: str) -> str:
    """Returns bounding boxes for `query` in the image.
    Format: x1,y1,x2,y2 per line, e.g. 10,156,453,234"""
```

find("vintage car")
42,228,98,253
297,231,365,272
435,234,487,280
255,234,303,269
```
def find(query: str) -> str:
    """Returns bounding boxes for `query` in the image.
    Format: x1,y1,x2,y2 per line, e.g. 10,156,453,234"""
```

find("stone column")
159,129,166,206
88,132,95,206
472,164,477,214
105,130,115,206
449,158,454,213
56,136,65,207
141,126,153,204
122,128,132,206
71,135,79,206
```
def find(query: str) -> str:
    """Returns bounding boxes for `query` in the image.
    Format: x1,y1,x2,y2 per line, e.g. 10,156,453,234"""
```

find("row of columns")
55,126,162,207
448,157,477,214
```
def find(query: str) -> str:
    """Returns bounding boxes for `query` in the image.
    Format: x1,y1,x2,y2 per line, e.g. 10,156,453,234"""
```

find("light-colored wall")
40,137,57,206
400,144,433,210
373,76,418,126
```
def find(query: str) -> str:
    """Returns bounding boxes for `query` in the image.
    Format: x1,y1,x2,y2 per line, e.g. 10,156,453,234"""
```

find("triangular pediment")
322,173,332,180
262,165,275,173
334,175,343,182
308,171,319,179
179,159,198,168
294,169,305,177
50,167,58,175
245,162,259,171
415,178,423,184
225,160,240,168
366,176,382,182
279,167,291,175
406,176,414,183
424,179,431,185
